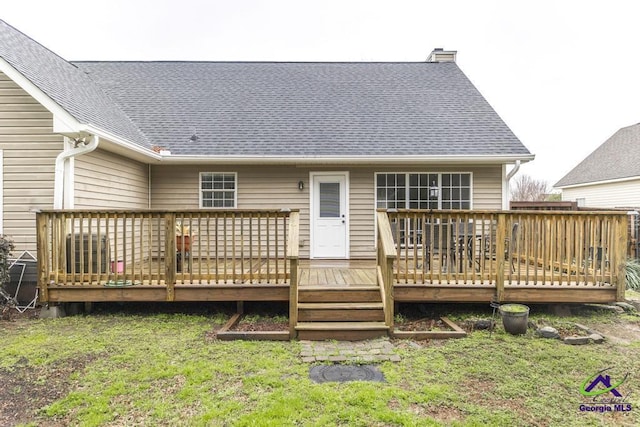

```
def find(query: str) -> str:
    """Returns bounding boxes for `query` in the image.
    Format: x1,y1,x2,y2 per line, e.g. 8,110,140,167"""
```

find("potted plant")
176,222,191,253
498,303,530,335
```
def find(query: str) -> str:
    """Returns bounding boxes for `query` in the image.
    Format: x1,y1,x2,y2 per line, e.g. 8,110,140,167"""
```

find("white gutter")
54,135,99,209
157,154,535,165
79,124,162,161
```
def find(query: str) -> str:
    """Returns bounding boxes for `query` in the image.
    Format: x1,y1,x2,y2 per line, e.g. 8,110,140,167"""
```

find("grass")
1,305,640,426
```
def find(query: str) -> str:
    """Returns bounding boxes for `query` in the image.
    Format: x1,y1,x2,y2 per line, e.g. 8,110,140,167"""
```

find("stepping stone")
564,336,589,345
536,326,560,339
588,333,605,344
309,364,385,383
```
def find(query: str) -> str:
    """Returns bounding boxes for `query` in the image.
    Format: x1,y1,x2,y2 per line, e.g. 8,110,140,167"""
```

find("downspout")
503,160,521,210
506,160,521,181
54,135,99,209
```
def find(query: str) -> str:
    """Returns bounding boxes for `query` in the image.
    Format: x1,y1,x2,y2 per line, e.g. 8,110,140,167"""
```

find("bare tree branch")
510,174,549,201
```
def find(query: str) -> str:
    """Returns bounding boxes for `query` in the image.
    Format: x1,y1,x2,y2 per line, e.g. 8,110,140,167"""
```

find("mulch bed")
232,318,288,332
394,318,450,331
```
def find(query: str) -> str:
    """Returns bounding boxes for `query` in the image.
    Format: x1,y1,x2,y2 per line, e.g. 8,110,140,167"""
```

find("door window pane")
319,183,340,217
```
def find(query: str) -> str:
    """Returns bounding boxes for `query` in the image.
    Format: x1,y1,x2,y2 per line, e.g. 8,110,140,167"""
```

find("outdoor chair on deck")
391,220,425,269
505,222,519,273
422,223,459,273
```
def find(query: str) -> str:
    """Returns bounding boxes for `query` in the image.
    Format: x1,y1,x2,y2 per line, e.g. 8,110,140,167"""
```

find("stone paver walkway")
300,338,401,363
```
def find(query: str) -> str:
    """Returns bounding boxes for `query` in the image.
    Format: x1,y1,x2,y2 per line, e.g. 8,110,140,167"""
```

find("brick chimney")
427,48,457,63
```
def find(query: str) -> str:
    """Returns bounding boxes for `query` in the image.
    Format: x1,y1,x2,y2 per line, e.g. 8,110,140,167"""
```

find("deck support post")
36,212,49,303
616,215,629,301
495,213,506,302
165,213,176,301
287,212,300,338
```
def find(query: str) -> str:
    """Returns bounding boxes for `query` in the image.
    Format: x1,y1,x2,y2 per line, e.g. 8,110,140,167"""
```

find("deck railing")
381,209,628,299
376,211,397,329
37,209,299,300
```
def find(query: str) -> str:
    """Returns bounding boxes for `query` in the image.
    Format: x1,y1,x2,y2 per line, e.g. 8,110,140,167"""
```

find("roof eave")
555,174,640,190
79,124,161,161
156,154,535,165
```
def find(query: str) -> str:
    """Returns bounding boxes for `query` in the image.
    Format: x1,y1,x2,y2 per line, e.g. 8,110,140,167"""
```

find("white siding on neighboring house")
73,149,149,209
151,164,503,258
0,72,62,253
561,178,640,209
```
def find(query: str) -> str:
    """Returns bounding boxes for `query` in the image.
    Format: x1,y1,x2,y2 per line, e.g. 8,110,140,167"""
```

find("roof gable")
0,19,151,149
555,122,640,187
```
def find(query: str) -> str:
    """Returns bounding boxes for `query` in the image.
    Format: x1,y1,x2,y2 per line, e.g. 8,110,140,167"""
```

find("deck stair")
295,285,388,340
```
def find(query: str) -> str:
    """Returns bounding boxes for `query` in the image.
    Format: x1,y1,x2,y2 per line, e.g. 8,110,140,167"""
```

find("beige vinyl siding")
561,178,640,209
0,72,62,253
151,164,503,259
152,165,310,256
73,149,149,209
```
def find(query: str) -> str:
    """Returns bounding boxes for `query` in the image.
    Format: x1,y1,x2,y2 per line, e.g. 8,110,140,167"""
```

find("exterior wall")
561,178,640,209
151,164,503,258
0,72,62,253
73,148,149,209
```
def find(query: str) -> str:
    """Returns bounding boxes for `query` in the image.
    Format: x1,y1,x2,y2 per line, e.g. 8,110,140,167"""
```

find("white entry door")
311,173,348,258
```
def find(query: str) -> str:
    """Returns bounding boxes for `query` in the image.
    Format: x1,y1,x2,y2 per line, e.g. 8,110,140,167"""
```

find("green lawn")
1,305,639,426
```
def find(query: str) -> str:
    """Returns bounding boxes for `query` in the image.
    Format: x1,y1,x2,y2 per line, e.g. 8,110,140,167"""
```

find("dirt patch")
420,403,465,423
1,306,39,322
579,319,640,345
0,355,95,427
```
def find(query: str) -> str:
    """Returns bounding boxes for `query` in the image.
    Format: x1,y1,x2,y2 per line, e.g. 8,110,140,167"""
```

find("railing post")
495,212,507,302
287,211,300,338
377,211,397,331
616,215,629,301
36,212,49,303
165,213,176,301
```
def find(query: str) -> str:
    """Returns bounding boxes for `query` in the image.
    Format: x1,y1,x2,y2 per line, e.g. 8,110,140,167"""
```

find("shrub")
625,258,640,290
0,234,14,287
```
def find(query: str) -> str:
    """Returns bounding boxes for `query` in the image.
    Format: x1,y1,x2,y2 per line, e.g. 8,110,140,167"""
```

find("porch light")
298,180,304,191
429,181,439,198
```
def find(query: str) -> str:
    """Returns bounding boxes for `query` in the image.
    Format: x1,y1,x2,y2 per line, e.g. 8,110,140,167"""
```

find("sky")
3,0,639,188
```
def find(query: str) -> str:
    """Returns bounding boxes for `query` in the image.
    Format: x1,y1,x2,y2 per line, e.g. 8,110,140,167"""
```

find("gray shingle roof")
0,20,151,149
1,18,531,159
74,61,531,157
555,123,640,187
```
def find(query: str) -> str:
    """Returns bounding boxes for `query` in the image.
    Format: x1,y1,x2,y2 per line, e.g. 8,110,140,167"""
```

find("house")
3,20,629,338
555,122,640,209
0,19,534,260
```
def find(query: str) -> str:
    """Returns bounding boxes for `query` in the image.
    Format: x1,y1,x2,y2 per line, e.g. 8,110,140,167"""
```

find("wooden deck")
36,208,628,340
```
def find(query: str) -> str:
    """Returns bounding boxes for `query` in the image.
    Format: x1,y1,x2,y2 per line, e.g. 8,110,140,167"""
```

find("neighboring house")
0,20,533,259
555,123,640,208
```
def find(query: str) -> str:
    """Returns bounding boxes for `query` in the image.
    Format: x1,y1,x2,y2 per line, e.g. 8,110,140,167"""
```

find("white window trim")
199,172,238,209
374,171,474,210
